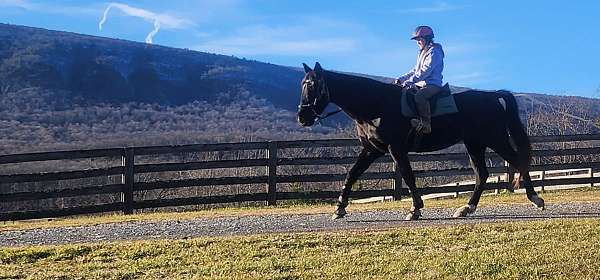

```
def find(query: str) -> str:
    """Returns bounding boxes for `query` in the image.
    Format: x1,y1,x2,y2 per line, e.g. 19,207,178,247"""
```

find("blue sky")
1,0,599,97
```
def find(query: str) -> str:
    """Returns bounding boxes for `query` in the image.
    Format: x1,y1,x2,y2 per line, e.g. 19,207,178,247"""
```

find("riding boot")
410,98,432,134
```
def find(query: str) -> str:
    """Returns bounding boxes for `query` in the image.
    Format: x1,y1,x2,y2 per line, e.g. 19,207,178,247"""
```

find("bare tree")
0,82,10,96
594,86,600,128
521,94,596,136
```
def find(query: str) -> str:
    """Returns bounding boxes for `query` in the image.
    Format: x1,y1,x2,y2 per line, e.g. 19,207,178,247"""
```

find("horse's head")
298,62,330,127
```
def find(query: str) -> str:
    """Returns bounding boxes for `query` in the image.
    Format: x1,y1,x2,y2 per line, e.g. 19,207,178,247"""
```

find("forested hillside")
0,23,304,109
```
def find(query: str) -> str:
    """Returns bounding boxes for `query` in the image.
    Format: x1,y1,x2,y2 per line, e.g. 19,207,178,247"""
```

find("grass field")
0,218,599,279
2,187,600,232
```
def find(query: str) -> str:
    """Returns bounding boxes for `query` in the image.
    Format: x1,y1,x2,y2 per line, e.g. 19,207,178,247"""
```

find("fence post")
540,170,546,192
121,148,135,215
494,176,501,195
591,167,595,188
267,141,277,206
454,182,459,198
505,161,515,193
392,162,402,201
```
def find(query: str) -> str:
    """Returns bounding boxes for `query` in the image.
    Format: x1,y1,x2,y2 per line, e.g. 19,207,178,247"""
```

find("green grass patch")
1,218,599,279
2,187,600,233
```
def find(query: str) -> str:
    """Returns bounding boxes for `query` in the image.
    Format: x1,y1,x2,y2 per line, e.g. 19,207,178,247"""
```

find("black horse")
298,62,545,220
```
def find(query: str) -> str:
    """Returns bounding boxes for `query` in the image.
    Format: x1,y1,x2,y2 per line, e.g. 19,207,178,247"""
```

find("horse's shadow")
344,212,600,223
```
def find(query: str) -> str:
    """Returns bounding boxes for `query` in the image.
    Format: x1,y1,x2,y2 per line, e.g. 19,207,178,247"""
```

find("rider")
394,25,445,134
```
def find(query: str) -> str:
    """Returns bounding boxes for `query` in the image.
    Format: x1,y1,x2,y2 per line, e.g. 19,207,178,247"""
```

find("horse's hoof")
453,204,476,218
530,195,545,210
404,209,421,221
332,208,347,220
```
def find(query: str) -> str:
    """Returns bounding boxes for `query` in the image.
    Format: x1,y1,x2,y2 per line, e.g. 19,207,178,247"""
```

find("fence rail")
1,134,599,221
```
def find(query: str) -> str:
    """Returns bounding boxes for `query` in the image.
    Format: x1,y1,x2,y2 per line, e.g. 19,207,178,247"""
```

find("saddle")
401,83,458,118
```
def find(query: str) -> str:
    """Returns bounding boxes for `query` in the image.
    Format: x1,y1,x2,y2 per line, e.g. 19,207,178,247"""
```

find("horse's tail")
497,90,531,188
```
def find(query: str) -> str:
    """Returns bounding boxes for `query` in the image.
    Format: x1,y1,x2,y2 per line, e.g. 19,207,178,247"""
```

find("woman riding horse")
298,62,545,221
394,25,445,135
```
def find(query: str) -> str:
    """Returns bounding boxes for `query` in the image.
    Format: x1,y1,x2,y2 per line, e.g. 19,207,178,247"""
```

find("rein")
315,108,342,121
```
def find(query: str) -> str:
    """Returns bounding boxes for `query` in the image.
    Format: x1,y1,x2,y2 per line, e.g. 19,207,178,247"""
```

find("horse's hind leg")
332,148,384,220
454,143,489,218
490,141,545,210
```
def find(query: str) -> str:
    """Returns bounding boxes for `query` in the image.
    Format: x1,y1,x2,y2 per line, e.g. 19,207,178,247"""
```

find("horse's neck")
325,72,386,121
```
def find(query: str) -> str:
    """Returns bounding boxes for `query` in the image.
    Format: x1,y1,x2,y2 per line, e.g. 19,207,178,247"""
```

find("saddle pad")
401,88,459,118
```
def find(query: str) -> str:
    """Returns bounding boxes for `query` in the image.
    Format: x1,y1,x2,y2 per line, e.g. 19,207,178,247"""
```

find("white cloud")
398,2,462,13
194,24,358,56
0,0,30,8
448,72,484,82
445,71,501,87
0,0,99,16
443,42,497,55
198,38,356,56
333,45,417,77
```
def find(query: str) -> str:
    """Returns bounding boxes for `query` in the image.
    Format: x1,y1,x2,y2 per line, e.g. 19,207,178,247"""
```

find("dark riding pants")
414,84,441,104
411,84,441,134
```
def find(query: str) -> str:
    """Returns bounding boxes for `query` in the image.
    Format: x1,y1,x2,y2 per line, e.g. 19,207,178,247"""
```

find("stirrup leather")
410,118,431,134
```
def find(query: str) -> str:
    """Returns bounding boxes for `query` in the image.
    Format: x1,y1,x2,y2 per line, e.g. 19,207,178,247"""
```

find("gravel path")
1,202,600,247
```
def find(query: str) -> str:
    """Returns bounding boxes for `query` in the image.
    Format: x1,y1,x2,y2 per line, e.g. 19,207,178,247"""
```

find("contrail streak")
145,20,160,44
98,4,111,31
99,2,188,44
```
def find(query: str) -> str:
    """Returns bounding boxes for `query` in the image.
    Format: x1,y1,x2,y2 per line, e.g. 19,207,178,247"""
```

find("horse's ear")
314,62,323,74
302,63,312,73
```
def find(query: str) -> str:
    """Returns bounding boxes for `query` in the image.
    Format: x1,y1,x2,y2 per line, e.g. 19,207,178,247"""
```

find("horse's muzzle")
297,108,316,127
297,115,315,127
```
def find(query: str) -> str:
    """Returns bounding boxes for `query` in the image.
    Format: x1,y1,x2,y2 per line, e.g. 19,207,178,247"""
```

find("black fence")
1,134,599,221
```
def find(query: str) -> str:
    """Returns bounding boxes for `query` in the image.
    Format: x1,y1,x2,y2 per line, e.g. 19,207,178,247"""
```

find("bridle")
299,75,342,122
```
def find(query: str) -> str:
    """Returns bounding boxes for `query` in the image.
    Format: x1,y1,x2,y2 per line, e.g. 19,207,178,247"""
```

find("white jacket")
398,42,444,87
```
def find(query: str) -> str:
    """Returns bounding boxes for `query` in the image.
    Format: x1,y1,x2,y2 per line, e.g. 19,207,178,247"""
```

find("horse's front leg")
333,148,384,220
388,145,423,221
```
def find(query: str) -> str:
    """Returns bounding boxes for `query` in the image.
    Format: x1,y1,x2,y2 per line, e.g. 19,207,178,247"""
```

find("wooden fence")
1,134,600,221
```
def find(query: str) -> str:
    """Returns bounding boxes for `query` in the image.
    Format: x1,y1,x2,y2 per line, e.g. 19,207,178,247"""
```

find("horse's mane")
325,70,393,87
327,71,501,98
324,70,403,97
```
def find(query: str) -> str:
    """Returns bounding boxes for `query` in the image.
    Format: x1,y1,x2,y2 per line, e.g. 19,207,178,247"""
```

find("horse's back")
444,90,514,142
453,90,507,117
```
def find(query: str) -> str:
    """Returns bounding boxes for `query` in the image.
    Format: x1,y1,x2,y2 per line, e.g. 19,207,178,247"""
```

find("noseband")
299,76,342,121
